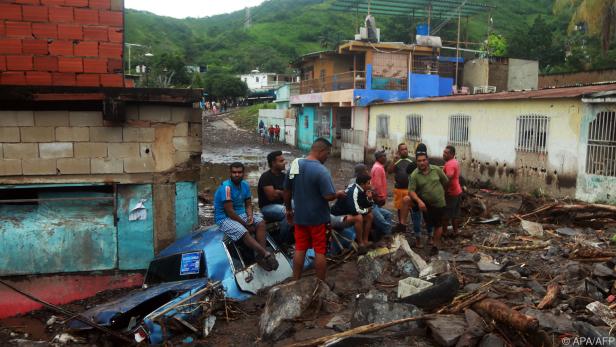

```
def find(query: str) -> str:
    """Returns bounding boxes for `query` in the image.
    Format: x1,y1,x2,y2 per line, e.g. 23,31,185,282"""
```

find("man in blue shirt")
214,162,278,271
284,138,345,282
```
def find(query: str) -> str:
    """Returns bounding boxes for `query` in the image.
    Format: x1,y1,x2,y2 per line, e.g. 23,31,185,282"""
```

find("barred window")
586,111,616,177
516,114,549,153
377,115,389,138
448,114,470,145
406,114,422,141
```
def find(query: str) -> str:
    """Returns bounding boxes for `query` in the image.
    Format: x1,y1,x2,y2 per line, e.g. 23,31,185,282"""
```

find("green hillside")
124,0,613,87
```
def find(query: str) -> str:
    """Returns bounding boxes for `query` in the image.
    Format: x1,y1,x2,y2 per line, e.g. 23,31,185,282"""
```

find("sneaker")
263,253,279,271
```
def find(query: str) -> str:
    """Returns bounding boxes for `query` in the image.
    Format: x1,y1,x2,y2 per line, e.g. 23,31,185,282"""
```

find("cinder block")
173,122,189,137
173,137,201,152
123,127,154,142
139,105,171,122
90,127,122,142
174,151,192,164
20,127,54,142
91,158,123,174
22,159,56,175
170,107,191,122
123,157,155,173
4,143,38,159
0,159,22,176
140,143,153,158
34,111,69,126
0,111,33,126
69,111,103,126
0,127,20,142
189,122,202,138
57,158,90,174
74,142,107,158
39,142,73,159
107,142,139,158
55,127,89,141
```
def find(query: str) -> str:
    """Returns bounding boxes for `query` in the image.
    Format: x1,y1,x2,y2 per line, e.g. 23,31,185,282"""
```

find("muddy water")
198,146,355,225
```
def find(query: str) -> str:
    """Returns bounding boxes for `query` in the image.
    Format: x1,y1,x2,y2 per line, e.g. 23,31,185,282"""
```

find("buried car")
69,224,294,344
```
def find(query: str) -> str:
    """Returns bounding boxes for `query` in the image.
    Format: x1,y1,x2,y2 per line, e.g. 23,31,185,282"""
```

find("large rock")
259,277,340,341
356,255,387,288
456,309,489,347
479,333,505,347
351,297,423,334
523,308,575,333
427,314,467,346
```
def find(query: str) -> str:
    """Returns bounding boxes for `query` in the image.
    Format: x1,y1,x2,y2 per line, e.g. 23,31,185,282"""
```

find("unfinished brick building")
0,0,204,318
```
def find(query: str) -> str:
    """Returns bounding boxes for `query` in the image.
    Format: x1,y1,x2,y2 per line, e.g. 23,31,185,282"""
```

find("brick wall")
0,105,202,177
0,0,124,87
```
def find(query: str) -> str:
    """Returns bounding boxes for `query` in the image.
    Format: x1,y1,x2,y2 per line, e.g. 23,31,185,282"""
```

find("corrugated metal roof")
375,83,616,105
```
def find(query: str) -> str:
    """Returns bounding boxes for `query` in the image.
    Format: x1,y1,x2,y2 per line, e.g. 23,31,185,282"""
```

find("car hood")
69,278,208,330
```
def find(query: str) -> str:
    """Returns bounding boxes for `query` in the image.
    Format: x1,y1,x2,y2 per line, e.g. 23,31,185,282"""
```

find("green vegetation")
125,0,616,87
230,103,276,130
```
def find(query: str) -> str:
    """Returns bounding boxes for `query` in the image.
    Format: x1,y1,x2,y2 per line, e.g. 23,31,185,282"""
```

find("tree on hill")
554,0,616,55
200,70,248,98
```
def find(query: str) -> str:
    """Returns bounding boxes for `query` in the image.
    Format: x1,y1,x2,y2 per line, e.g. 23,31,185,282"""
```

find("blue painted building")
289,40,455,160
0,86,203,278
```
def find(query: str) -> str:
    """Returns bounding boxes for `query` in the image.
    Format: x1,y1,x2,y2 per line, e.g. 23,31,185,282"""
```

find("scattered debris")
426,314,467,346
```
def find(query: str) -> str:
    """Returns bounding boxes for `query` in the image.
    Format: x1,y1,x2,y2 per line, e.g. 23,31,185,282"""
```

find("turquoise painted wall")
175,181,198,239
297,106,315,151
0,190,116,276
116,184,155,270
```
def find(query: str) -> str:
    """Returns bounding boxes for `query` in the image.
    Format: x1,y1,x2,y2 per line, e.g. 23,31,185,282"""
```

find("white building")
239,70,296,92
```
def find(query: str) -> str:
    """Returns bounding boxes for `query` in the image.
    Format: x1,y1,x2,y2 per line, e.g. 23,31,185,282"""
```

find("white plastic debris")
397,277,433,299
52,333,84,344
203,315,216,337
46,315,57,326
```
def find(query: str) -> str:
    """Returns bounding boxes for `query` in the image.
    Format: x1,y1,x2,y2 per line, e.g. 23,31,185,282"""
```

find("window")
448,114,470,145
586,111,616,177
255,76,259,82
406,114,422,141
516,114,549,153
377,115,389,138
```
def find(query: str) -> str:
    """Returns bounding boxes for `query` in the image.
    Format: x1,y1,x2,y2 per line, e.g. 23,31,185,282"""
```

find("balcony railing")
298,71,366,94
341,129,366,146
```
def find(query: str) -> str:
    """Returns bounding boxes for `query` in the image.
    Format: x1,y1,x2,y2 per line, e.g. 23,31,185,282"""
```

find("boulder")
259,277,340,340
426,314,467,346
351,297,423,334
356,255,387,288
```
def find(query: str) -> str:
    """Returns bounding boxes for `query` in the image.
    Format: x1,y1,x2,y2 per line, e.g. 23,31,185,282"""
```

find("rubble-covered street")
2,116,616,347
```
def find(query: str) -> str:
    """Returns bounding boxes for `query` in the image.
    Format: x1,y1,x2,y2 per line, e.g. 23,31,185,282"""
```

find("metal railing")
586,111,616,177
341,129,366,146
516,114,549,153
298,71,366,94
371,75,407,91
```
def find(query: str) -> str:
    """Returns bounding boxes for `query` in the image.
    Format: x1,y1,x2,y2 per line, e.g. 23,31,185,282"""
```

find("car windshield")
144,251,206,285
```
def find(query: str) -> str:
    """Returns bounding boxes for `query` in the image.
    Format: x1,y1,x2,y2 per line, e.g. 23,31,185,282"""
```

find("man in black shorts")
408,151,448,254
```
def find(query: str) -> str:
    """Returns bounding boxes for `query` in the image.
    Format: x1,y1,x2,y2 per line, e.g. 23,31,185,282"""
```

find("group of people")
212,138,463,284
258,120,281,144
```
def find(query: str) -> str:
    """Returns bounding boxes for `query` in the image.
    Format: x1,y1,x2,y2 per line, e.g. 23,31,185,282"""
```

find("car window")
144,251,206,285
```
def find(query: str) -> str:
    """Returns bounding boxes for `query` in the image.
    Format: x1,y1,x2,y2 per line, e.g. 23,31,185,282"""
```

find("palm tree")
554,0,616,54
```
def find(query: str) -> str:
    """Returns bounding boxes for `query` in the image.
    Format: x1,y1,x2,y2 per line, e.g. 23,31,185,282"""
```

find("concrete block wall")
0,105,202,177
0,0,124,87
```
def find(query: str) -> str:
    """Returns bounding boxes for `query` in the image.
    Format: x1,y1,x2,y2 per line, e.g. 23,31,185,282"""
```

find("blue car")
70,225,296,344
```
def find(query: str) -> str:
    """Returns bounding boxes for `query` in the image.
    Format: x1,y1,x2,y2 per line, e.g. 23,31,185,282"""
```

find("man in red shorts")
284,138,345,281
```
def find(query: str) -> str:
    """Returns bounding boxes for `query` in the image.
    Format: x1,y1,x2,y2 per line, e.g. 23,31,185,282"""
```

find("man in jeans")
258,151,291,244
331,173,373,250
284,138,345,282
442,145,463,235
214,162,279,271
408,152,449,254
370,151,393,237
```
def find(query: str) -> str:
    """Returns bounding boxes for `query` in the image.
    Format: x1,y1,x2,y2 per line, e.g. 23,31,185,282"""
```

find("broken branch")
479,242,549,252
537,284,560,310
288,314,437,347
473,298,539,333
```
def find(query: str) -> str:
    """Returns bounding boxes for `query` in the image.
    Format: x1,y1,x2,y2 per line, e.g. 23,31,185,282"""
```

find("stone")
351,297,423,334
426,314,467,346
477,260,506,272
556,227,580,237
524,308,575,333
419,260,449,279
573,321,616,347
365,289,388,302
391,248,419,278
521,219,544,238
527,280,547,296
478,333,505,347
593,263,615,278
356,254,386,288
456,309,488,347
259,277,340,341
325,313,351,331
565,261,586,281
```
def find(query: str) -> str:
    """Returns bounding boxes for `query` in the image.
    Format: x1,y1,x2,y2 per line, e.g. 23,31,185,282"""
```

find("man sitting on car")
214,162,279,271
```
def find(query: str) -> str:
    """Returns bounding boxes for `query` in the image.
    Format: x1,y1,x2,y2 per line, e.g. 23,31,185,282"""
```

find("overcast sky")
125,0,267,19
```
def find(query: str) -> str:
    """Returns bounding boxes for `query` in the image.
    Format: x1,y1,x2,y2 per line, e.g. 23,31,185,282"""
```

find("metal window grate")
516,114,549,153
406,114,422,141
377,115,389,138
586,111,616,177
448,114,470,145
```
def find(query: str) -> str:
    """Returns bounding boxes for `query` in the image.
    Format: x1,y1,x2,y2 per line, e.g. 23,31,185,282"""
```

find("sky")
125,0,267,19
